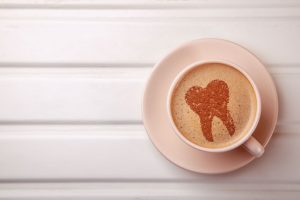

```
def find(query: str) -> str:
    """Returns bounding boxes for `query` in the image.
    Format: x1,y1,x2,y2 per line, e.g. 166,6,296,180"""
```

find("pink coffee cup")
167,59,264,157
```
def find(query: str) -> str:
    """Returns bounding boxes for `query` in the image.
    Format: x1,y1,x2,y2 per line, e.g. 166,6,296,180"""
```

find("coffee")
171,63,257,148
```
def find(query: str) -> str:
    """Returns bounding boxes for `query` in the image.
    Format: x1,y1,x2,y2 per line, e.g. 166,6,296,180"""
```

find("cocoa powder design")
185,80,235,142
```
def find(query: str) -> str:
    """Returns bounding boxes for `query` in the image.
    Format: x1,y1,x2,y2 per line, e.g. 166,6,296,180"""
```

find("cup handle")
242,136,264,157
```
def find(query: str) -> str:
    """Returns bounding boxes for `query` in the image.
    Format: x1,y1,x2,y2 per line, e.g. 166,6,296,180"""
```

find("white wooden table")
0,0,299,199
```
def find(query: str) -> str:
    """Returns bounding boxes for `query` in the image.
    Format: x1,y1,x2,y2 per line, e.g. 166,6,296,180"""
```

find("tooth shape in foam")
185,80,235,142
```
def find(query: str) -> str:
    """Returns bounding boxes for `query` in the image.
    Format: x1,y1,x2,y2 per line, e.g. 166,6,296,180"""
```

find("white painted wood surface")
0,0,299,199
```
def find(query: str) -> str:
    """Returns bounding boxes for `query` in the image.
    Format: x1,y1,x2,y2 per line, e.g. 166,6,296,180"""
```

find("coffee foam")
171,63,257,148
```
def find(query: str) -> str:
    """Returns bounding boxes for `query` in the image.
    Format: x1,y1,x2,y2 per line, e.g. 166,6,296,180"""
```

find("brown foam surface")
171,63,257,148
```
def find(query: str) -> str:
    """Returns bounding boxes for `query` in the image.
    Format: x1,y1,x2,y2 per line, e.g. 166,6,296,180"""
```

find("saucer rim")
142,38,279,174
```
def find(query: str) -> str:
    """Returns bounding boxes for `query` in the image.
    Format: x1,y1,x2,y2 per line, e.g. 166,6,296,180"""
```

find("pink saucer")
142,38,278,174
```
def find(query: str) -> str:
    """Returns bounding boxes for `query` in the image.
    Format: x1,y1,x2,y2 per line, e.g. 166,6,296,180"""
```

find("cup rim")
167,59,262,153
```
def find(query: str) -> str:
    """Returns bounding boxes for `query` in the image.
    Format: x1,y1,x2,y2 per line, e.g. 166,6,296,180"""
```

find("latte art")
185,80,235,142
171,63,257,148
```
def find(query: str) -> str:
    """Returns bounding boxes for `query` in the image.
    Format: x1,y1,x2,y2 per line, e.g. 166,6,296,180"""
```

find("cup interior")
167,59,262,153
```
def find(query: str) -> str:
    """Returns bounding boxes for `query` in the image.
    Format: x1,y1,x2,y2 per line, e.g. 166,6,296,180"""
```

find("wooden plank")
0,182,299,200
0,10,299,64
1,0,299,8
0,67,147,122
0,66,294,123
0,124,298,181
2,8,300,19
